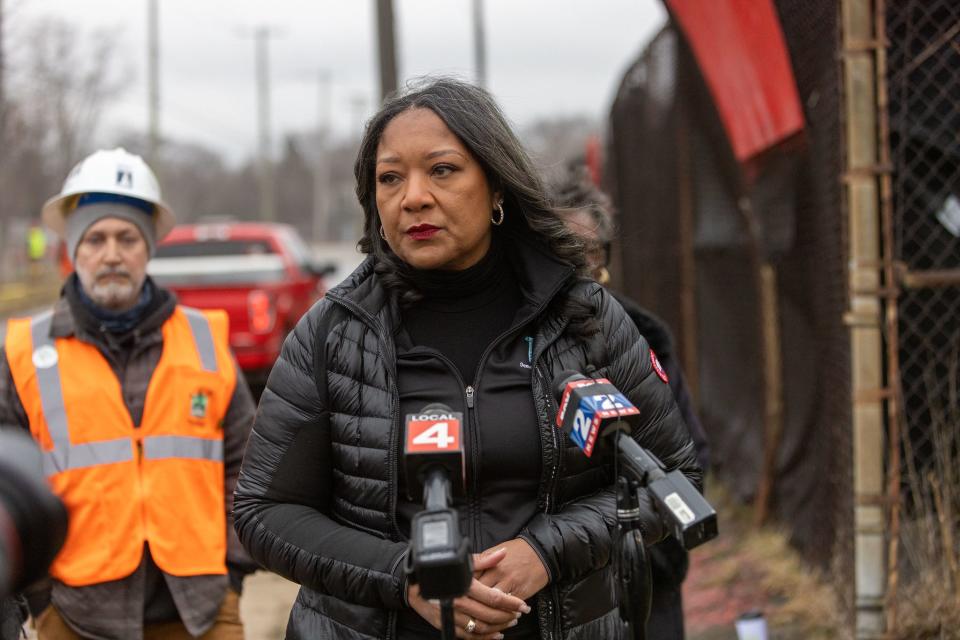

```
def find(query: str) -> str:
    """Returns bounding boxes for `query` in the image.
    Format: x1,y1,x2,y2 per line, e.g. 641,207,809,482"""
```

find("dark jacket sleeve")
521,288,702,585
233,300,409,610
0,596,27,640
663,356,710,471
0,348,29,431
222,360,257,584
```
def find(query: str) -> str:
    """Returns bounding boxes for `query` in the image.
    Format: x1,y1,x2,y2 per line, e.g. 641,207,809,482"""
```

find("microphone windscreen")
420,403,454,414
552,370,586,403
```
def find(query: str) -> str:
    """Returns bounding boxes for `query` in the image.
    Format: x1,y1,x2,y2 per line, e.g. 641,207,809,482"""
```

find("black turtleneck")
401,236,523,382
395,236,541,639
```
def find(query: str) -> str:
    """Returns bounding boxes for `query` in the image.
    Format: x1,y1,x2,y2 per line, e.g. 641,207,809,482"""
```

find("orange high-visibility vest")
5,306,236,586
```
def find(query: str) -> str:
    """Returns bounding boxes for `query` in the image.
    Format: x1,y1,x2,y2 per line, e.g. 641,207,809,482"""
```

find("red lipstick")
407,224,440,240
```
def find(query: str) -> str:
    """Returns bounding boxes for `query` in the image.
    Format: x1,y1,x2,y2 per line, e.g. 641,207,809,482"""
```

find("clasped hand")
407,539,549,639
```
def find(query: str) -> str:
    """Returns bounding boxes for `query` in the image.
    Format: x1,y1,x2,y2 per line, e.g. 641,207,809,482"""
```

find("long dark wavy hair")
354,77,590,310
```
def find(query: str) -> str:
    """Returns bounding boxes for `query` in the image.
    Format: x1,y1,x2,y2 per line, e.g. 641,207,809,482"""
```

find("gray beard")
78,272,145,311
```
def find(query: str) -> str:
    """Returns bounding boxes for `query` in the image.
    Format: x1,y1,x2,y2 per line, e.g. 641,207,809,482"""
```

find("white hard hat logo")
116,166,133,188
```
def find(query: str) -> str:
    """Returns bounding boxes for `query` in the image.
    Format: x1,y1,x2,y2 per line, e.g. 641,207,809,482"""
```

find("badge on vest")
32,345,59,369
190,390,209,419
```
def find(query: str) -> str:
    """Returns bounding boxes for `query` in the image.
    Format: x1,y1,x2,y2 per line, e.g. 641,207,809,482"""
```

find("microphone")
404,403,465,503
403,404,472,600
553,371,718,550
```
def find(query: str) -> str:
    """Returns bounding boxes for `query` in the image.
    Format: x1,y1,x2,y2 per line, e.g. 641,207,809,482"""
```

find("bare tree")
0,16,129,276
17,19,129,176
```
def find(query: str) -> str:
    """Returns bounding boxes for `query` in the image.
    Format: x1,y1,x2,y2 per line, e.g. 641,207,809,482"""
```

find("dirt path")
241,572,300,639
681,488,844,640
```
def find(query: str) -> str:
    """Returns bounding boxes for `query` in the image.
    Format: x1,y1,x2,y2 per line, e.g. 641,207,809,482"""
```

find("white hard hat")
41,147,176,240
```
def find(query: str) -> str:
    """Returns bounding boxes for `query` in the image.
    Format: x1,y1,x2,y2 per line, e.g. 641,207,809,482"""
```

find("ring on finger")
465,618,477,633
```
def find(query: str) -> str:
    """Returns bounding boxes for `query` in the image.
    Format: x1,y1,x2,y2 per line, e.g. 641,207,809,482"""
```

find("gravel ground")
241,572,301,639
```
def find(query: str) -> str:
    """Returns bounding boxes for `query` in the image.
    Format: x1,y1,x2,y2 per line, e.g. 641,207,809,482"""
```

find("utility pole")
375,0,398,102
312,70,331,242
472,0,487,87
0,0,6,260
350,94,368,139
146,0,160,162
245,25,280,222
0,0,6,134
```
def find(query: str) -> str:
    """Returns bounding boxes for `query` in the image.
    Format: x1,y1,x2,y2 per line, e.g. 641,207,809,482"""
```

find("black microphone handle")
617,527,651,640
440,601,457,640
610,429,666,484
422,466,452,511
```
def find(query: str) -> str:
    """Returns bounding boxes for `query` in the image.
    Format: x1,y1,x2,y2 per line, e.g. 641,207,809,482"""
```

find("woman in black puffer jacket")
233,77,701,640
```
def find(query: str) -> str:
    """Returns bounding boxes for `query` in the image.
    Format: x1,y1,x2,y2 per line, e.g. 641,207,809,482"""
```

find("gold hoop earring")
492,201,505,226
379,226,387,240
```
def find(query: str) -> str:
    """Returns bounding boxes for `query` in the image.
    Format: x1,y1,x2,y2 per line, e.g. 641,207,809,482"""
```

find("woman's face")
375,108,500,271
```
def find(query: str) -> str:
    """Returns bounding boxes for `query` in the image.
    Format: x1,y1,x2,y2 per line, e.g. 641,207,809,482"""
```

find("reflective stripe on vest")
143,435,224,461
30,309,223,478
182,307,219,372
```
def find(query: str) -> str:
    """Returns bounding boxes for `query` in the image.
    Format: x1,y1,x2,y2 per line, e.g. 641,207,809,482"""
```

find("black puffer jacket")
234,241,701,639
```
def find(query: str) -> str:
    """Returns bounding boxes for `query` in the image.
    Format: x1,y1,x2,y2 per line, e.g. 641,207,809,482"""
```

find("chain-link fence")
607,0,960,633
887,0,960,632
607,0,853,613
773,0,853,616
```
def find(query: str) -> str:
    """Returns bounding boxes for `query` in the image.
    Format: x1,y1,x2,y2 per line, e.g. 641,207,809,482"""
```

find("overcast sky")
9,0,665,163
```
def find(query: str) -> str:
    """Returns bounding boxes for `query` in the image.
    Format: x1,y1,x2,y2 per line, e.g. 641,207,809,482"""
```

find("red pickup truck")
148,222,333,386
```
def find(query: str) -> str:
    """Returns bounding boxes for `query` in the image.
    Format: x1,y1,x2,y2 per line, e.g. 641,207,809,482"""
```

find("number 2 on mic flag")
407,417,462,452
571,402,602,457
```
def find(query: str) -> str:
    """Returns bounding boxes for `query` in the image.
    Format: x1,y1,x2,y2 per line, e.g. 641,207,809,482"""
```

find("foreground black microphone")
403,404,472,607
0,429,68,599
553,371,718,549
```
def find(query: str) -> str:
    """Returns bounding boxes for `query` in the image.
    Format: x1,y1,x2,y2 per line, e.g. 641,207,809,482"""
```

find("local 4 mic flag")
404,407,466,500
555,378,640,457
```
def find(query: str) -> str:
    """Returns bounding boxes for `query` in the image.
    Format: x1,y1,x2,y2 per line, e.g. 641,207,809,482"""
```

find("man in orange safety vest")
0,148,256,640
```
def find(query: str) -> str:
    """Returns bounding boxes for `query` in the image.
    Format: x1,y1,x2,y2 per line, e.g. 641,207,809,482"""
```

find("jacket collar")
501,230,576,327
329,230,576,330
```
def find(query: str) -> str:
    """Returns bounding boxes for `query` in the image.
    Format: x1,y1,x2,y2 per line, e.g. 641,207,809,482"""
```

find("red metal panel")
665,0,805,163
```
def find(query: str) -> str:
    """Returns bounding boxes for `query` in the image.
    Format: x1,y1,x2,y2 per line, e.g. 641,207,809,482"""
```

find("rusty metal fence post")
872,0,904,632
841,0,890,636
